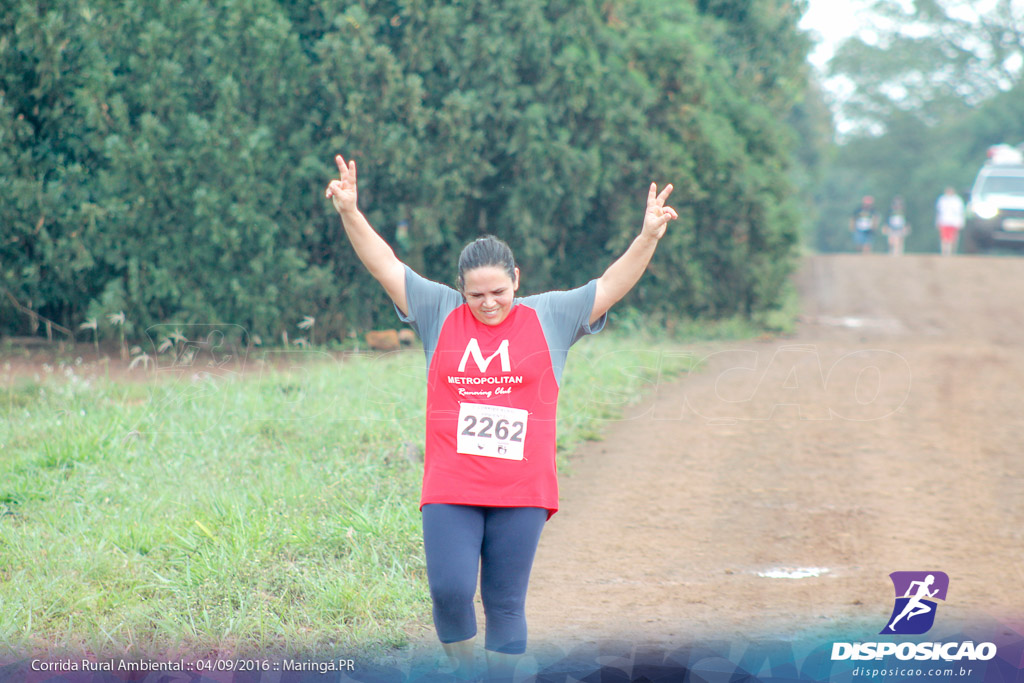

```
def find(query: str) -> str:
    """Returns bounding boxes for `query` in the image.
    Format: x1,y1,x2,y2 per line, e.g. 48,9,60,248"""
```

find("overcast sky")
799,0,871,69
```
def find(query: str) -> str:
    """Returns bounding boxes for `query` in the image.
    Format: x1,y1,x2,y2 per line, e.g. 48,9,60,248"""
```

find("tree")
829,0,1024,134
311,0,811,321
2,0,816,339
1,0,332,341
811,0,1024,253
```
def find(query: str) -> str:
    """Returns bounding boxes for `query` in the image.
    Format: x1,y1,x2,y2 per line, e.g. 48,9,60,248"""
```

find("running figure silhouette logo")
881,571,950,635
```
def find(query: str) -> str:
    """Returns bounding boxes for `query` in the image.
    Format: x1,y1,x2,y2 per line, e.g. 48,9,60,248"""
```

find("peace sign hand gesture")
325,154,358,215
641,183,678,241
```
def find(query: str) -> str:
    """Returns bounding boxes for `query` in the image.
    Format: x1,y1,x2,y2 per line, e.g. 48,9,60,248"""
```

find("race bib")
456,403,529,460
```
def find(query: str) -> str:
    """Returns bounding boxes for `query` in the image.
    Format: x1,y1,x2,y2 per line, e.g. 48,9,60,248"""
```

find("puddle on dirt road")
811,316,904,332
757,567,831,579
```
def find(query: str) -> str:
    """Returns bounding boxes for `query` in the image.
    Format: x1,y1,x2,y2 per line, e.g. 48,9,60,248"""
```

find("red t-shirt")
398,267,604,517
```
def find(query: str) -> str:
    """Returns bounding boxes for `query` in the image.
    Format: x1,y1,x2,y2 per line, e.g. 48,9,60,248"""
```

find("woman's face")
462,265,519,326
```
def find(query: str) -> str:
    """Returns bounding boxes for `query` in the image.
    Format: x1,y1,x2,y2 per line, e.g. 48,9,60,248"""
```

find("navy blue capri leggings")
421,504,548,655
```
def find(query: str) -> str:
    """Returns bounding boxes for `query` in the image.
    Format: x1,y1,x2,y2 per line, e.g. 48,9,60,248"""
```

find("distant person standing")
884,196,910,256
850,195,878,254
935,187,965,256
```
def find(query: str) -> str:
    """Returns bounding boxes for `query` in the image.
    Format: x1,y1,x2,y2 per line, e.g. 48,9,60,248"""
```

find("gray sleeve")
395,265,463,369
520,279,606,385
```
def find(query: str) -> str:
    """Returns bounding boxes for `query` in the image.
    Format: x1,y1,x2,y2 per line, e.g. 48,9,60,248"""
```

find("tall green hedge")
1,0,812,342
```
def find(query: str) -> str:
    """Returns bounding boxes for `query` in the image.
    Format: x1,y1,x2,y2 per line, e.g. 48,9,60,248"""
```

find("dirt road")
524,253,1024,658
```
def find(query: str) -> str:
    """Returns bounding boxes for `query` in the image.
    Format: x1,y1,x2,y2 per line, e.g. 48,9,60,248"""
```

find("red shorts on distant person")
939,225,960,243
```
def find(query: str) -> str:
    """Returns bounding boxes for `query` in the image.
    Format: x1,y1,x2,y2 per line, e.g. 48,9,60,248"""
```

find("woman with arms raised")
326,154,677,681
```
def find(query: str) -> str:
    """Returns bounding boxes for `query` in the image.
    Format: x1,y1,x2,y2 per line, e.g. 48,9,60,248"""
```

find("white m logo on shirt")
458,338,511,373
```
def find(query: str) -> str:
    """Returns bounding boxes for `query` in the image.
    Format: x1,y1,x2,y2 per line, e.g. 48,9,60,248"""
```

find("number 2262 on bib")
456,403,529,461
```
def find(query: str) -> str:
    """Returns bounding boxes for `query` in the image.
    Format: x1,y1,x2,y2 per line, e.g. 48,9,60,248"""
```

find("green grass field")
0,323,746,662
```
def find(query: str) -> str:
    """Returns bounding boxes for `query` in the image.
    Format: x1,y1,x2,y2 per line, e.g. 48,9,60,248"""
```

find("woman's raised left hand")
641,183,678,240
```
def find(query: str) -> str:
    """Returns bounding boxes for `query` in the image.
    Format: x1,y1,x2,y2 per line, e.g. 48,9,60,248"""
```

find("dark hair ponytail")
457,235,516,290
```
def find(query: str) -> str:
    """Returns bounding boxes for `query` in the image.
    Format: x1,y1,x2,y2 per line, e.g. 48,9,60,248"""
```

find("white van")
963,144,1024,253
